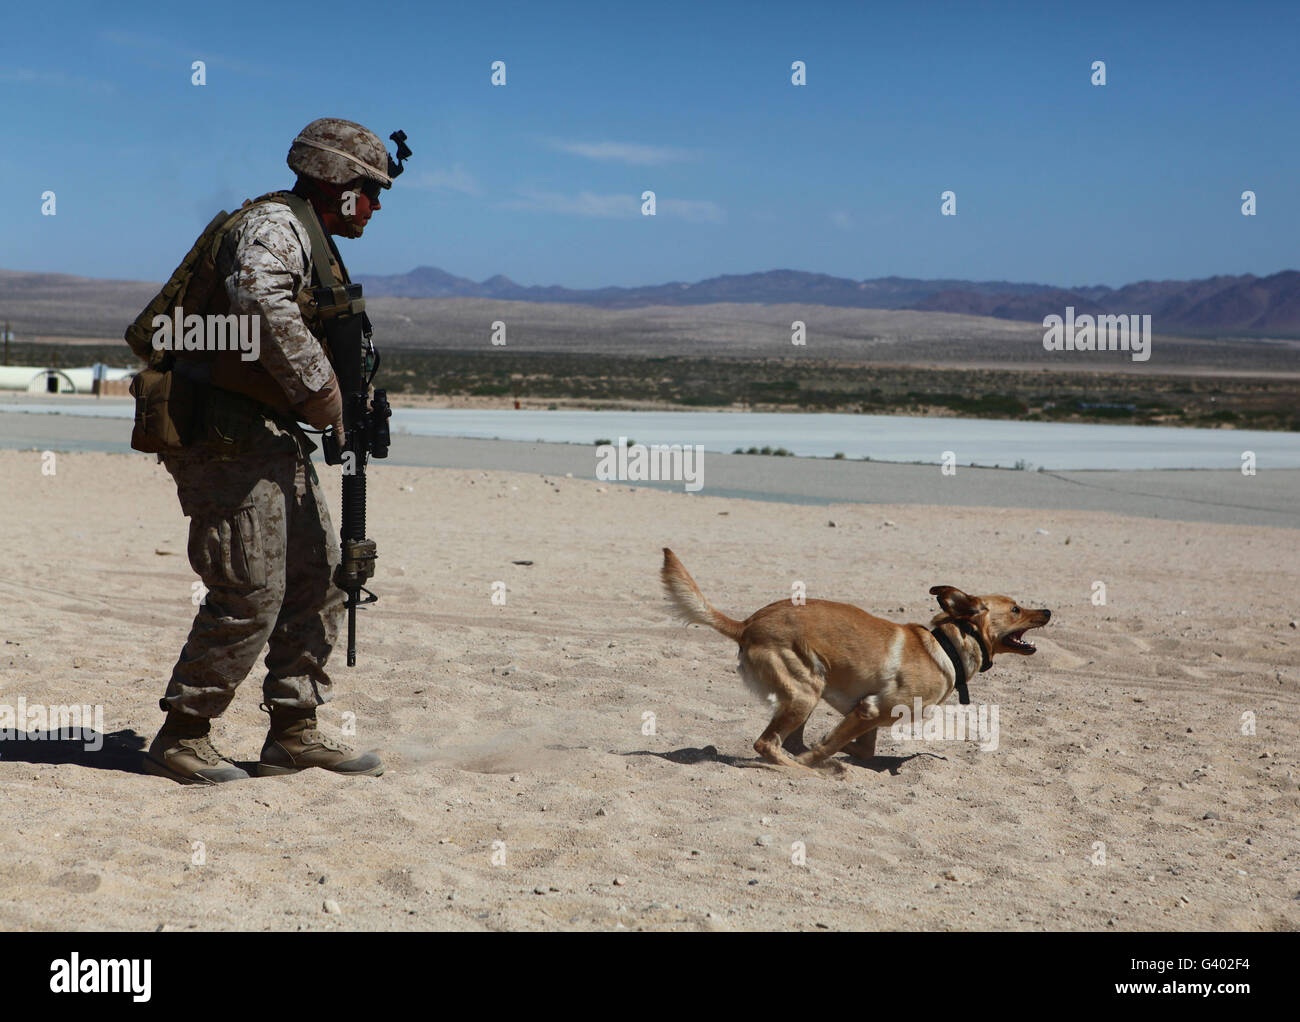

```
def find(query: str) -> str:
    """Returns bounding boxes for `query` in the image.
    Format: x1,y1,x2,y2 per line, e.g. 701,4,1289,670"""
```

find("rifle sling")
278,192,373,394
278,192,343,295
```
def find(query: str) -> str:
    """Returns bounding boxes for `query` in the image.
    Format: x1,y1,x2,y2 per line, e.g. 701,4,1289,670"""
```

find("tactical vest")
124,190,356,411
126,191,366,454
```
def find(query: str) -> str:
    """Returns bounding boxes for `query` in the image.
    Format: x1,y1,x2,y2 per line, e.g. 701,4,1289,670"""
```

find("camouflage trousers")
158,405,344,719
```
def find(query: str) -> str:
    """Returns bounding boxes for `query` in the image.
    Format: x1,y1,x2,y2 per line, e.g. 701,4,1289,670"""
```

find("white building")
0,364,136,394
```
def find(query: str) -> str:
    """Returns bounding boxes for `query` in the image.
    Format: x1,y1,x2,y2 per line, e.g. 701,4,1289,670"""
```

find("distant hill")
0,269,157,340
912,271,1300,334
355,267,1300,335
2,267,1299,371
354,268,1063,310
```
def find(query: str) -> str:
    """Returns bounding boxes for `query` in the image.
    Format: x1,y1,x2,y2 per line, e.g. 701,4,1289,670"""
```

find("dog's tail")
661,548,745,642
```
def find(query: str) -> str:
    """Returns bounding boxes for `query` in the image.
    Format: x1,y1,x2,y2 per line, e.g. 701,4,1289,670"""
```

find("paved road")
1,409,1296,528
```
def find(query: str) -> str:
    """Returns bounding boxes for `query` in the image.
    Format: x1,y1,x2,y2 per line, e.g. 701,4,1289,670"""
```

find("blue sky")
3,0,1296,289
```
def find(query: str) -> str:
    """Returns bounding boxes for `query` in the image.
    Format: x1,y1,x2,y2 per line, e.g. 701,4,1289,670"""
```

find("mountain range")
353,267,1300,335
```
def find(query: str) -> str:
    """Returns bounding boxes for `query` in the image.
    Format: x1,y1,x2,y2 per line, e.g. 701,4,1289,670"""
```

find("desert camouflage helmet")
288,118,392,188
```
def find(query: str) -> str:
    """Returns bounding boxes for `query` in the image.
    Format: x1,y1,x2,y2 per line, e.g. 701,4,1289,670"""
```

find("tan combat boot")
256,705,384,777
143,712,250,785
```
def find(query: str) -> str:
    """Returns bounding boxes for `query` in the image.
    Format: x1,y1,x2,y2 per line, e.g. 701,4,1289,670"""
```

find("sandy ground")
0,449,1297,931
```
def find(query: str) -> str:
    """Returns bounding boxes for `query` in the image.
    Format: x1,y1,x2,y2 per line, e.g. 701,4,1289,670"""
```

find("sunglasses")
357,178,384,202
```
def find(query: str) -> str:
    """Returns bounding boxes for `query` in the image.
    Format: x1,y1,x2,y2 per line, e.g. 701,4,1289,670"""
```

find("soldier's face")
326,180,382,238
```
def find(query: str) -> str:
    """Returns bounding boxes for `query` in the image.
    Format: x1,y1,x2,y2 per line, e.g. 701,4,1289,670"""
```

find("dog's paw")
842,736,878,761
793,750,847,777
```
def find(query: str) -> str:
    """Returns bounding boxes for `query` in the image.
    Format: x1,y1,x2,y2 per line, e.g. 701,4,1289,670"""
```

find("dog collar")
931,622,990,704
957,618,994,674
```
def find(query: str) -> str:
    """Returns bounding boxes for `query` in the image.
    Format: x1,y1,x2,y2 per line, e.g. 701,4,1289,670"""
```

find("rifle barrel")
346,593,358,667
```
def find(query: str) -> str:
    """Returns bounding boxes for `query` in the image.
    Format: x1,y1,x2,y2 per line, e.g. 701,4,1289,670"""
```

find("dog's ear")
930,585,985,619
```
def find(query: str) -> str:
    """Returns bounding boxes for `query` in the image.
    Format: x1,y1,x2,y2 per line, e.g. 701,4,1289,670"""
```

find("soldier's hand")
299,374,342,434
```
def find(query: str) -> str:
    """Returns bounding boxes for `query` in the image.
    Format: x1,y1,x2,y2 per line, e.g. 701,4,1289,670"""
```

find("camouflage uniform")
158,203,343,718
146,117,397,783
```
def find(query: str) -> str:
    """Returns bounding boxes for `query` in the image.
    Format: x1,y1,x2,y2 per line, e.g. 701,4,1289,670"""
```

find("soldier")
143,118,396,784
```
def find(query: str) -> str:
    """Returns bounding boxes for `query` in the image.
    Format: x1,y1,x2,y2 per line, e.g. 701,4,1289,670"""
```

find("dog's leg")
798,696,889,767
783,721,809,755
754,702,821,771
746,647,826,773
842,727,878,761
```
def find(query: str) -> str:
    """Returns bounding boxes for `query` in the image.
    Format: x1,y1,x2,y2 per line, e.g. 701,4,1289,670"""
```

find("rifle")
320,289,391,666
316,128,409,666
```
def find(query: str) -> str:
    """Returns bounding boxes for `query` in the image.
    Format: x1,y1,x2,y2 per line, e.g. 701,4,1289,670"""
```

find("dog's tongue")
1007,630,1036,652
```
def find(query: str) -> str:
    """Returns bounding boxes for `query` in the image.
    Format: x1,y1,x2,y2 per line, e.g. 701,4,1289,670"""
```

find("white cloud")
544,138,692,165
660,198,726,224
0,68,116,96
403,165,483,196
497,189,724,223
498,189,639,218
102,29,269,77
830,210,854,231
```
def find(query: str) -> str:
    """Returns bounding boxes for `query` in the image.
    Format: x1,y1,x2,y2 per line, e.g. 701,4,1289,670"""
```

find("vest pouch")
201,385,276,458
130,367,197,453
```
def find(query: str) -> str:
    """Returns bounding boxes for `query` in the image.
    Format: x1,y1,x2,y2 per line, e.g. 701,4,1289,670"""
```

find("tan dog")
660,548,1051,774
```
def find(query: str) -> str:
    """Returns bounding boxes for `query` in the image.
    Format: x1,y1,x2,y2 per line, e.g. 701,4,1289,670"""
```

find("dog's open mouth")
1003,629,1037,653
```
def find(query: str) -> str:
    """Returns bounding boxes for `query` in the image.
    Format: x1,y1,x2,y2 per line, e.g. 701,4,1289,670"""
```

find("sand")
0,448,1297,931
